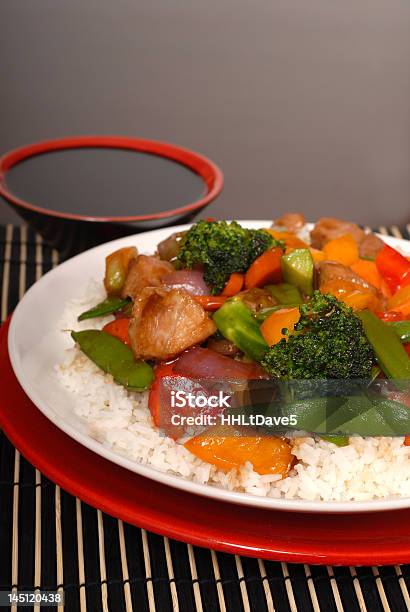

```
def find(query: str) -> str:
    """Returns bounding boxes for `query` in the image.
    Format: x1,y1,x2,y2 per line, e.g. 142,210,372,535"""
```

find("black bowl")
0,135,223,258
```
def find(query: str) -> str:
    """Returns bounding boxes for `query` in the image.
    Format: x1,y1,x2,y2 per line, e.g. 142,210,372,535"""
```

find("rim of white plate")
8,221,410,513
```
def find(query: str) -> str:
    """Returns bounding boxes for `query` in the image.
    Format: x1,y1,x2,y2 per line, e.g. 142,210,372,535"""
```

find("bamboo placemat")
1,223,410,612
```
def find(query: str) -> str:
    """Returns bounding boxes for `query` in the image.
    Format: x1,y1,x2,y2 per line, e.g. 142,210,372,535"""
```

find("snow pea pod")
387,320,410,343
323,395,404,436
261,396,340,434
78,296,131,321
320,436,349,447
71,330,153,390
358,310,410,379
269,394,410,436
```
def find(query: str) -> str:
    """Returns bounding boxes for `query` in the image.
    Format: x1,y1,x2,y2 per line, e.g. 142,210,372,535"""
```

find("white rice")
56,281,410,502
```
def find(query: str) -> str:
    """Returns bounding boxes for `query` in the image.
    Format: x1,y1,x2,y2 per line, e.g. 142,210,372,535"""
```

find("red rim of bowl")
0,135,224,223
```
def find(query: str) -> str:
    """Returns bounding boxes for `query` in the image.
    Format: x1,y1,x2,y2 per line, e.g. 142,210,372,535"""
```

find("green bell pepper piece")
71,330,154,390
281,249,314,296
78,296,131,321
265,283,302,305
357,311,410,379
213,298,268,362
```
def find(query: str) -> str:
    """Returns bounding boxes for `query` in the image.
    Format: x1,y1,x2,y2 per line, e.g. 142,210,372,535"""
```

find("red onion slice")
173,347,268,379
162,270,209,296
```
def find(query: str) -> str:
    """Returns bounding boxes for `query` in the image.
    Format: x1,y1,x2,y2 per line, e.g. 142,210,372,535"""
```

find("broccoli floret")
247,229,277,261
261,292,374,379
177,220,282,293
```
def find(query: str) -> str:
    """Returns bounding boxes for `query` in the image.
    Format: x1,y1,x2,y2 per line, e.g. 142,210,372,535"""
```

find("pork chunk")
129,288,217,360
121,255,174,299
274,213,306,233
310,217,364,249
358,232,384,260
315,261,379,294
239,288,278,312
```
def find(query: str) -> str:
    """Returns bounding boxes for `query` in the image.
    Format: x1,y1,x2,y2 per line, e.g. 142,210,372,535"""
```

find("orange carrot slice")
266,229,308,251
222,273,244,296
309,247,325,263
184,426,292,476
351,260,382,290
391,302,410,317
320,280,380,312
323,234,359,266
245,248,283,289
260,307,300,345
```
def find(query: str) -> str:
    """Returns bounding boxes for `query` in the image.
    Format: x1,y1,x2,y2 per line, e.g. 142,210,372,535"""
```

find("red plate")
1,318,410,565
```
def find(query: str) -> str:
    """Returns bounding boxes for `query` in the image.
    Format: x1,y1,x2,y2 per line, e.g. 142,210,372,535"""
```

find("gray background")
1,0,410,226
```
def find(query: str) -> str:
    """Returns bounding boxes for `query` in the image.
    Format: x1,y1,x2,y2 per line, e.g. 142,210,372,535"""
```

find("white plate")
8,222,410,513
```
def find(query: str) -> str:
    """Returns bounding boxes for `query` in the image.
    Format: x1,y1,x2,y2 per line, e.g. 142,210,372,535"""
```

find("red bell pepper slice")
376,244,410,293
376,311,410,322
148,360,214,440
148,362,177,428
193,295,228,311
102,318,131,345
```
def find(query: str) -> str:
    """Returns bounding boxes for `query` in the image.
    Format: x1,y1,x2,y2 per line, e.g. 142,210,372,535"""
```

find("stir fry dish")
64,216,410,498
